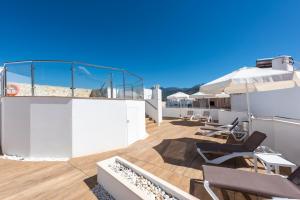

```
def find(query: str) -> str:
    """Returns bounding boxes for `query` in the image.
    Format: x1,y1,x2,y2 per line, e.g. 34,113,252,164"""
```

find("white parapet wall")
162,107,219,121
252,117,300,165
1,97,73,158
218,110,248,125
231,87,300,119
1,97,147,159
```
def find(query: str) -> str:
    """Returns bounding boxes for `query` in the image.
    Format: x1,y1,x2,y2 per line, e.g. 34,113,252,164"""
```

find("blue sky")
1,0,300,87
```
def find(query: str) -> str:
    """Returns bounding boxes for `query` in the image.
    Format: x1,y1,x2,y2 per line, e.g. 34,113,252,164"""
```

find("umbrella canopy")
167,92,190,100
200,67,294,94
190,91,213,99
200,66,298,134
214,92,230,98
293,70,300,84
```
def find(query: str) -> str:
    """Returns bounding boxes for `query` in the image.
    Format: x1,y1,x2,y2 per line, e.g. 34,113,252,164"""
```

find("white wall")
231,94,247,112
252,117,300,165
162,107,219,121
145,87,162,125
231,87,300,119
1,97,147,159
1,97,72,158
218,110,248,125
72,99,128,157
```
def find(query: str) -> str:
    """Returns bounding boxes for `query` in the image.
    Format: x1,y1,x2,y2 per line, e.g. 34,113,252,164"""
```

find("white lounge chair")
200,120,248,141
182,110,195,120
205,117,238,129
196,131,267,164
194,111,211,122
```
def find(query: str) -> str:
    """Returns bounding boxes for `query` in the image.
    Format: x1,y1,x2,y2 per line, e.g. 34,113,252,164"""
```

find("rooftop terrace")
0,118,282,200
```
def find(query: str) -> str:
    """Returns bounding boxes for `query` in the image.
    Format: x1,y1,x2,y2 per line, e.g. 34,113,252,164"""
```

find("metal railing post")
110,73,113,98
71,63,74,97
3,66,7,96
141,78,144,100
31,62,35,96
122,71,126,99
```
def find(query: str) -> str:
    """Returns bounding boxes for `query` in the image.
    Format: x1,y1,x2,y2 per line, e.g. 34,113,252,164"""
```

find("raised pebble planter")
97,156,199,200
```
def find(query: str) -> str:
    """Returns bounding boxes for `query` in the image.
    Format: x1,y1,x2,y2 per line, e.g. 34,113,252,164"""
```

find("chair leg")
204,181,219,200
196,148,210,163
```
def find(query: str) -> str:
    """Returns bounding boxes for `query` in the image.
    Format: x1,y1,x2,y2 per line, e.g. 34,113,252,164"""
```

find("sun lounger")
183,110,212,122
182,110,195,120
200,111,211,122
199,120,239,136
205,117,238,128
196,131,266,164
203,165,300,200
198,120,247,141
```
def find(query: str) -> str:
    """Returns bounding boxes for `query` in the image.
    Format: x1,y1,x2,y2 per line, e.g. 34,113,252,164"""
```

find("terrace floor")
0,118,275,200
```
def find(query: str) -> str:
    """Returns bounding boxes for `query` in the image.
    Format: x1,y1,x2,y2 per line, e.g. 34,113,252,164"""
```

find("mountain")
160,84,203,101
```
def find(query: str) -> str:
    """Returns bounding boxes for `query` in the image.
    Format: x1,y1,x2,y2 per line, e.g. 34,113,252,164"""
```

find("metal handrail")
145,100,157,110
3,60,143,80
2,60,144,99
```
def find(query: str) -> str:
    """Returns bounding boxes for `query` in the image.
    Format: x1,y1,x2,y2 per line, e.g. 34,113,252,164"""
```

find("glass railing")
2,60,144,100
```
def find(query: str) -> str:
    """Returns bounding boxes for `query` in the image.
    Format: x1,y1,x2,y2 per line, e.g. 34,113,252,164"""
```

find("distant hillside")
160,84,203,101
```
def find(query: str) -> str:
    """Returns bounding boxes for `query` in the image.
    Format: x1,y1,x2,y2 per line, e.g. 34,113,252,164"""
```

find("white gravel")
108,161,178,200
92,184,115,200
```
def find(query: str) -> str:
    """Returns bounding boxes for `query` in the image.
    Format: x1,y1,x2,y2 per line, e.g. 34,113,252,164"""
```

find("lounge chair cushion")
197,131,266,153
196,143,246,153
203,165,300,199
243,131,267,151
288,167,300,188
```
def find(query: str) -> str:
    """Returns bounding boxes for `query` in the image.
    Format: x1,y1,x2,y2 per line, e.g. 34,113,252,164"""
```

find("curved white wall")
1,97,147,159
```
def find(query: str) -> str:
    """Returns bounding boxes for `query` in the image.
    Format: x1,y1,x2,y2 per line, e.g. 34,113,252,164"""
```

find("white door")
127,107,139,145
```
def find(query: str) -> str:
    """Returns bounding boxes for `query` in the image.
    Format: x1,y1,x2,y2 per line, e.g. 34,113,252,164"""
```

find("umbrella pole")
208,98,210,110
246,82,252,134
179,100,182,118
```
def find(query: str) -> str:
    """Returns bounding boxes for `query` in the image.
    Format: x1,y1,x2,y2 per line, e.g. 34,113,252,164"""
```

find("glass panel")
3,61,143,99
111,71,125,99
73,64,111,98
124,72,143,100
5,62,32,96
34,62,72,96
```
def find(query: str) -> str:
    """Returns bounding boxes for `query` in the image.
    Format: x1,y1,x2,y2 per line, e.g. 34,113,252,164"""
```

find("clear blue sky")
1,0,300,87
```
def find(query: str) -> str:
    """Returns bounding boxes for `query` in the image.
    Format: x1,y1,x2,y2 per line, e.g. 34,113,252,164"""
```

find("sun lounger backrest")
229,120,239,131
203,111,210,117
288,167,300,187
243,131,267,151
231,117,239,125
187,110,194,116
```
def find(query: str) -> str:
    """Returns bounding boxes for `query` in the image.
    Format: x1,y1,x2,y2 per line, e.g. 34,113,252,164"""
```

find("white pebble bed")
108,161,178,200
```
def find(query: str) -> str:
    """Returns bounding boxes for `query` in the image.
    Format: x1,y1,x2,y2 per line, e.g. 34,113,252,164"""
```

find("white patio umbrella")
190,91,213,99
167,92,190,117
212,92,230,108
190,92,214,109
200,67,296,133
167,92,190,100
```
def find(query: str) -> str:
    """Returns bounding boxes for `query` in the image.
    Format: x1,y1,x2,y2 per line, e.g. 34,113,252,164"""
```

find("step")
146,122,157,129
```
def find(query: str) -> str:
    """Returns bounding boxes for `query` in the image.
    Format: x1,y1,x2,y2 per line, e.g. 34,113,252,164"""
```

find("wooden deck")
0,118,268,200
